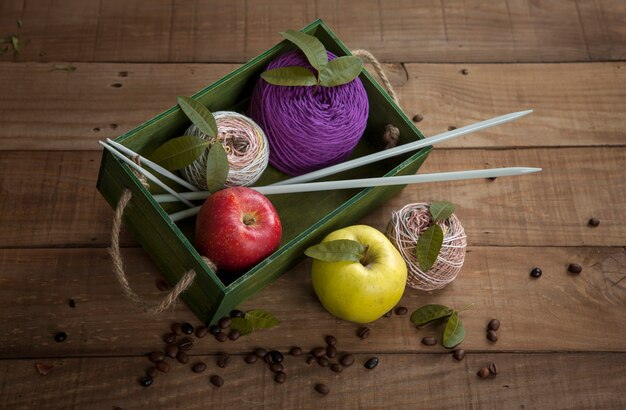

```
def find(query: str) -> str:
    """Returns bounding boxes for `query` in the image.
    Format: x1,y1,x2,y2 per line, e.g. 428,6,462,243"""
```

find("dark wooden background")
0,1,625,408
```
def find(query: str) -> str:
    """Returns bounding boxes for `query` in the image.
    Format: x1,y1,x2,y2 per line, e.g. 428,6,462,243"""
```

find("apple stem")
243,215,256,226
359,245,370,266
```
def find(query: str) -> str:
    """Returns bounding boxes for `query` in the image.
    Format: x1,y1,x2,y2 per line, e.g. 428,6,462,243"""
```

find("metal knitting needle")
273,110,533,185
105,138,199,192
99,141,195,208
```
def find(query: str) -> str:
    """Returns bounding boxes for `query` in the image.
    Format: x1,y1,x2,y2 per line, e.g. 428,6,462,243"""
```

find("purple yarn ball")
249,50,369,176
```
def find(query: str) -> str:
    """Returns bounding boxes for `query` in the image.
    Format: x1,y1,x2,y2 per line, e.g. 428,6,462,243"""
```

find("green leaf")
149,135,208,171
319,56,363,87
410,304,454,327
280,30,328,73
443,311,465,348
429,201,456,222
245,309,279,329
305,239,366,262
261,66,318,86
205,142,229,193
230,317,254,336
50,64,77,72
177,96,218,137
415,224,444,271
11,35,19,53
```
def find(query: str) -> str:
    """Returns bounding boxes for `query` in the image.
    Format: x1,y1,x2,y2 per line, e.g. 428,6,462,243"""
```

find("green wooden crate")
96,19,431,325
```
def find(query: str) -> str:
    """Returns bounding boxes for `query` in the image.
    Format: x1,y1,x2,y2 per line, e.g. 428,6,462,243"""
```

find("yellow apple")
310,225,408,323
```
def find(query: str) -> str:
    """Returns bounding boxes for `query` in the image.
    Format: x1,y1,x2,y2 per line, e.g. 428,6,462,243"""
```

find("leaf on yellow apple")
304,239,365,262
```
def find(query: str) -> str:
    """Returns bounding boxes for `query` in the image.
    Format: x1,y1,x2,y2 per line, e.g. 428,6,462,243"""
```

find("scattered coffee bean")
156,361,170,373
364,357,379,369
326,346,337,358
317,356,330,367
325,335,337,346
487,330,498,342
68,299,76,308
274,371,287,384
268,350,284,364
210,375,224,387
312,347,326,358
171,323,183,335
163,333,176,344
218,317,232,329
208,325,221,335
230,309,245,318
244,353,257,364
176,351,189,364
54,331,67,343
530,267,542,278
229,330,241,341
477,367,490,379
217,353,230,368
452,349,466,361
181,323,194,335
156,280,170,291
357,327,371,339
412,114,423,123
421,337,437,346
315,383,330,396
488,362,498,375
588,217,600,227
192,362,207,373
139,376,153,387
487,319,501,331
148,351,165,363
306,355,316,365
383,310,393,318
394,306,408,315
331,363,343,373
339,354,355,367
178,338,194,351
146,367,159,378
195,326,208,338
215,332,228,342
270,363,284,373
255,348,268,358
568,263,583,274
290,347,303,356
165,345,177,358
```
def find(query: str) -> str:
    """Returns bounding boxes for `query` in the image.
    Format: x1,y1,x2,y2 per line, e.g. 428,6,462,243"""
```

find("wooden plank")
0,353,624,409
2,0,626,63
1,62,625,151
1,147,624,248
1,246,624,357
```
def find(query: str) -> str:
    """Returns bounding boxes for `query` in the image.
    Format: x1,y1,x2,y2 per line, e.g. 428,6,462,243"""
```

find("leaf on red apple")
304,239,365,262
429,201,455,223
245,309,279,329
230,317,254,335
415,224,443,272
205,142,229,193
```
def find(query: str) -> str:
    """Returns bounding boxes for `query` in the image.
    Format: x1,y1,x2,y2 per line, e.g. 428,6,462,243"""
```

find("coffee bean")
139,376,153,387
394,306,408,315
244,353,257,364
163,333,176,344
255,348,268,358
421,337,437,346
317,356,330,367
364,357,379,369
326,346,337,358
477,367,490,379
487,330,498,342
230,309,245,318
54,331,67,343
568,263,583,274
530,267,542,278
487,319,501,331
165,345,177,358
357,327,371,339
181,323,194,335
383,310,393,318
210,375,224,387
195,326,208,338
208,325,221,335
217,353,230,368
268,350,284,364
228,330,241,341
412,114,423,123
311,347,326,358
588,217,600,227
218,317,232,329
270,363,284,373
192,362,207,373
156,361,170,373
325,335,337,346
215,332,228,342
331,363,343,373
178,338,194,351
290,347,303,356
156,280,170,291
176,351,189,364
452,349,466,361
315,384,329,396
274,371,287,384
306,355,316,365
148,351,165,363
146,367,159,378
339,354,355,367
68,299,76,308
171,323,183,335
488,363,498,375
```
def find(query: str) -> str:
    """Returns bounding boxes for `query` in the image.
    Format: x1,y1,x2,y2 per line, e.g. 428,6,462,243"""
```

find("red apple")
195,186,282,273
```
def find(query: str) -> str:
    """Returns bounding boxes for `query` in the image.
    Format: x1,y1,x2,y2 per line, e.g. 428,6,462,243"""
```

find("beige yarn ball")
386,203,467,291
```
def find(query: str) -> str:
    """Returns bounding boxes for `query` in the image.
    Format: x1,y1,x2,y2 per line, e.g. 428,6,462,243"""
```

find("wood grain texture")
1,62,625,150
1,246,624,357
1,0,626,63
1,147,624,248
1,353,624,409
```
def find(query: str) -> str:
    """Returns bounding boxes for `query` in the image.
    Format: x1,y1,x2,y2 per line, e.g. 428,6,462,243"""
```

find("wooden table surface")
1,1,625,409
